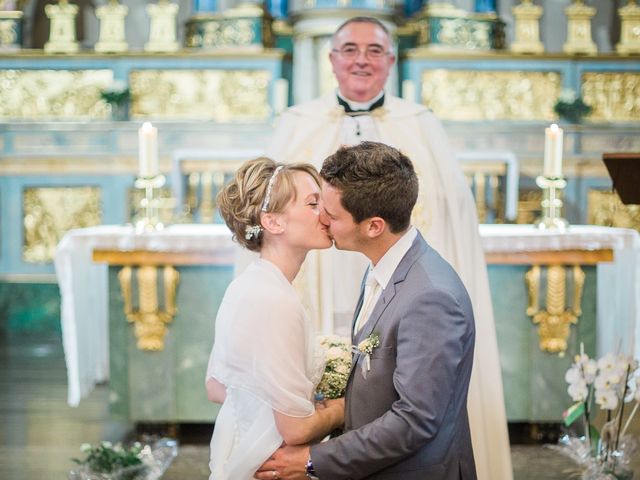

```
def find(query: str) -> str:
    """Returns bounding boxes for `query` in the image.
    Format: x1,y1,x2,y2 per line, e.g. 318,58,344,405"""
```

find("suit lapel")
350,233,428,366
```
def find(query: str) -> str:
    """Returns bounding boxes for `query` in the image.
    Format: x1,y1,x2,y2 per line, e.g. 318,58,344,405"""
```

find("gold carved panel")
588,190,640,231
582,72,640,122
130,70,271,121
0,70,113,120
421,70,561,121
23,187,102,263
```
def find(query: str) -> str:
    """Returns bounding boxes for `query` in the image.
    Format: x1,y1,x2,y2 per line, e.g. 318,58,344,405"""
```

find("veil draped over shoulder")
206,259,323,480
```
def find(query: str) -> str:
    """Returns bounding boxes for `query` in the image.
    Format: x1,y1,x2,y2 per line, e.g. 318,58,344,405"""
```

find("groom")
256,141,477,480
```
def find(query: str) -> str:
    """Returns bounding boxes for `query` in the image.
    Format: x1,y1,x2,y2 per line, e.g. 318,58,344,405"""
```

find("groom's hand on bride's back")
254,444,309,480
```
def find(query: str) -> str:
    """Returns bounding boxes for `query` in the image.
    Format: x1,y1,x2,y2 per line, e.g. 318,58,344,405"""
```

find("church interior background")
0,0,639,478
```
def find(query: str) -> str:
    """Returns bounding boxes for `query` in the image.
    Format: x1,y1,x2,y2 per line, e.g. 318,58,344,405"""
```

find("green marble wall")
108,265,233,422
0,282,60,336
1,262,598,423
488,265,597,422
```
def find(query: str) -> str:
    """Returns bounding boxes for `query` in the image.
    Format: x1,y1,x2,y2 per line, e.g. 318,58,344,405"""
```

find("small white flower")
595,371,622,391
558,88,578,103
327,346,345,359
625,376,637,403
597,353,618,373
583,360,598,384
565,366,583,384
627,370,640,402
595,388,619,410
568,380,588,402
244,224,262,240
103,80,128,94
100,441,113,448
80,443,92,452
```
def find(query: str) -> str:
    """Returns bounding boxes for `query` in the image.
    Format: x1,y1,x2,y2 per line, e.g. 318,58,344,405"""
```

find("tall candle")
273,78,289,115
543,123,563,178
138,122,158,178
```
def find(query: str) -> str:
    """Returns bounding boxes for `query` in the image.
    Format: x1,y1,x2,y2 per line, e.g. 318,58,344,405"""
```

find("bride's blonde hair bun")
217,157,320,251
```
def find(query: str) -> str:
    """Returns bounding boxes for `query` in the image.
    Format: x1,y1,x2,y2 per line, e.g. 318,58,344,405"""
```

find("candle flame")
141,121,153,131
550,123,559,131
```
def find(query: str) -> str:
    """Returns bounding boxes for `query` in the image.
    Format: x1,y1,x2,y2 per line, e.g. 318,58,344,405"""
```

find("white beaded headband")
245,165,285,241
261,165,285,212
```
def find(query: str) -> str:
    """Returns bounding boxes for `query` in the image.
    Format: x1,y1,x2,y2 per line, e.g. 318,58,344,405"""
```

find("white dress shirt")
354,227,417,333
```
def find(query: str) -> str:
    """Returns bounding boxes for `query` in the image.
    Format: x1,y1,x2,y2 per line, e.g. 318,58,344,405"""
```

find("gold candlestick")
535,176,569,231
44,0,79,54
616,0,640,54
144,0,179,53
563,0,597,55
134,174,166,233
95,0,128,53
511,0,544,54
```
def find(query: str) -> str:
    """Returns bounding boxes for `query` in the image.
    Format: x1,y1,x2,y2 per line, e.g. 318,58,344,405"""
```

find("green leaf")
563,402,585,427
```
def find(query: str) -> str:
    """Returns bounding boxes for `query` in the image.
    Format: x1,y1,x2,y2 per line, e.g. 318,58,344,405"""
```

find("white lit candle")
543,123,563,178
402,79,416,102
273,78,289,115
138,121,158,178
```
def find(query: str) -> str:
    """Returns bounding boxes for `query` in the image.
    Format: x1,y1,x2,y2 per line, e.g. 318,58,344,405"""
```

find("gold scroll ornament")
525,264,585,356
118,265,180,351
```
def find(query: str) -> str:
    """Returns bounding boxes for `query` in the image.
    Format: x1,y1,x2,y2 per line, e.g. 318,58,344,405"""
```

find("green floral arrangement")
554,88,592,124
316,335,352,399
72,441,147,479
100,80,131,106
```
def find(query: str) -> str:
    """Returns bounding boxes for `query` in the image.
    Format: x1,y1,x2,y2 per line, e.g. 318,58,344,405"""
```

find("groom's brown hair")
320,141,418,233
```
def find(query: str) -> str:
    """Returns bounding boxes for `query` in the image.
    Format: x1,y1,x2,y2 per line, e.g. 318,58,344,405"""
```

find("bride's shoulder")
228,260,299,309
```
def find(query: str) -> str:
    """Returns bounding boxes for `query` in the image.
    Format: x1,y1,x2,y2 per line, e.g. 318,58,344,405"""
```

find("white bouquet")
315,335,352,400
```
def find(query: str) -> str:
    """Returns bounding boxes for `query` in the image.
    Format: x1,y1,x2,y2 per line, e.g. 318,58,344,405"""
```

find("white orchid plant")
560,346,639,477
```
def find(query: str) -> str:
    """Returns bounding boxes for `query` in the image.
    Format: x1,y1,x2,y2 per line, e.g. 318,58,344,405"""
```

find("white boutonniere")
352,332,380,379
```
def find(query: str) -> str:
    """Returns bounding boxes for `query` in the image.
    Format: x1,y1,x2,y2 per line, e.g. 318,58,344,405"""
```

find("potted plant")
100,80,131,121
554,348,639,479
69,441,147,480
554,88,593,124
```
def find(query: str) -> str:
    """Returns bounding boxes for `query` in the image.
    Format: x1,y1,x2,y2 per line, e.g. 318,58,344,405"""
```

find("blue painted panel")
0,174,134,275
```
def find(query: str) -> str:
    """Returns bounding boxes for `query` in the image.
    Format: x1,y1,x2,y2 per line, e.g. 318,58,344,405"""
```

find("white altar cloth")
56,224,640,406
54,224,236,407
480,224,640,358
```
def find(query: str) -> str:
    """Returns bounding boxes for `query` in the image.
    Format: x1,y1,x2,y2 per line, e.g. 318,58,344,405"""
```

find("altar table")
56,224,639,419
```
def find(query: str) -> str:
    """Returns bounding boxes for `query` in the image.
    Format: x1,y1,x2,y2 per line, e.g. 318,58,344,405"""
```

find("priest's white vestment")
266,92,513,480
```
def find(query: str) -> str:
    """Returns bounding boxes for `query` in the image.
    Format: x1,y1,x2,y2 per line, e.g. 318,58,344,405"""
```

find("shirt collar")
368,226,417,290
336,89,385,112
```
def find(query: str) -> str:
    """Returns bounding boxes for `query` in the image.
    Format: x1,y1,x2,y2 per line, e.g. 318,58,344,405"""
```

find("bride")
205,158,344,480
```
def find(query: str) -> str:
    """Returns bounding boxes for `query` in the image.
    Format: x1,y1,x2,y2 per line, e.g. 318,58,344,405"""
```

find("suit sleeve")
310,287,471,479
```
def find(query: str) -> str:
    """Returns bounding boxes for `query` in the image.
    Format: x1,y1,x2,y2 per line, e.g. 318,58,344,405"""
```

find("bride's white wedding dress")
206,258,325,480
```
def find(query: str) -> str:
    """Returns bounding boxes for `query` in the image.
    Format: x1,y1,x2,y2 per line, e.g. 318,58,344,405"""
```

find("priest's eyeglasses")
332,45,390,59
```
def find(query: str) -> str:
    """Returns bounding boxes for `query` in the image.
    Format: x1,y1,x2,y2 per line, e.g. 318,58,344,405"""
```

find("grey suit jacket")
310,232,477,480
